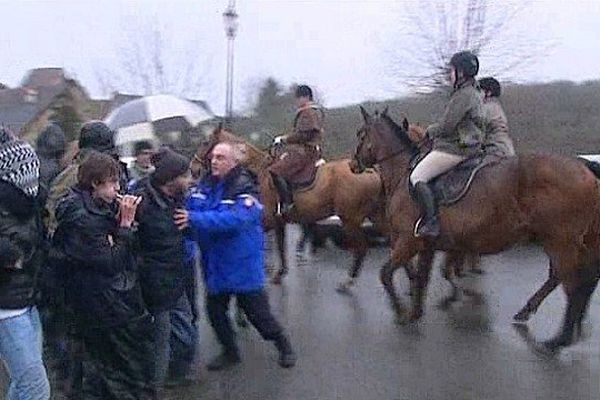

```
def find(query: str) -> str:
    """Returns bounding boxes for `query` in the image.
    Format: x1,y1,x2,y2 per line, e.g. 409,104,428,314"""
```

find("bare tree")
95,18,216,99
386,0,554,90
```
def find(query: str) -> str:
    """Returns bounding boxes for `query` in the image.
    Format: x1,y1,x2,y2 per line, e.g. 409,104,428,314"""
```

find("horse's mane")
379,113,419,154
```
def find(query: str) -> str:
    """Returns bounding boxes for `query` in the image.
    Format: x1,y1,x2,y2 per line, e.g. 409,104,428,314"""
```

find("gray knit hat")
0,129,40,197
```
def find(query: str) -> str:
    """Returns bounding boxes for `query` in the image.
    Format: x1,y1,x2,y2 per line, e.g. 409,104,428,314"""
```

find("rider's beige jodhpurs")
409,150,466,185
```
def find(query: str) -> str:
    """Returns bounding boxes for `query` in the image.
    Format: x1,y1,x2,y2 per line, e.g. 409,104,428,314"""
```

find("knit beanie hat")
78,121,115,153
150,148,190,186
0,128,40,197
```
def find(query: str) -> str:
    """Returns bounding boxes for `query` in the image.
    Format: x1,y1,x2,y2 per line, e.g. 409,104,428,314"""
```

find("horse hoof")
336,283,353,295
271,275,283,285
236,319,249,328
437,298,455,311
532,340,561,357
512,311,531,323
408,310,423,322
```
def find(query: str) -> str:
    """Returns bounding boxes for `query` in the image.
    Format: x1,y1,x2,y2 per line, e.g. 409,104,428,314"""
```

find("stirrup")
413,217,440,238
414,218,425,237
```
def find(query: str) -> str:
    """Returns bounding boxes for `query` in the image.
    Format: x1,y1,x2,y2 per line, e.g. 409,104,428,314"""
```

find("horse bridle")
353,127,406,171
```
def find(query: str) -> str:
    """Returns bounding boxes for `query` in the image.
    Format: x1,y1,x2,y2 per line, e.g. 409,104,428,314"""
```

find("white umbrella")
104,94,213,146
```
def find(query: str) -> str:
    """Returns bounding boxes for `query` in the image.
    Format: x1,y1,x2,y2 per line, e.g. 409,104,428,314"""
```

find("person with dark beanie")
0,128,50,399
36,123,66,194
53,151,155,399
134,148,197,389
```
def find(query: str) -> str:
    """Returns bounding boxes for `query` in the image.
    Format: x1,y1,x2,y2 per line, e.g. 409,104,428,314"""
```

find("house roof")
0,83,66,134
21,68,65,89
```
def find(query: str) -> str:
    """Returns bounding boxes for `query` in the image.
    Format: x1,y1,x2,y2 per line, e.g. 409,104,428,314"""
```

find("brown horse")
351,106,600,353
192,125,386,288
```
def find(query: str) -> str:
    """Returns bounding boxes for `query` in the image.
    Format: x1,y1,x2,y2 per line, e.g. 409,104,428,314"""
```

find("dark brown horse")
350,106,600,353
192,125,386,288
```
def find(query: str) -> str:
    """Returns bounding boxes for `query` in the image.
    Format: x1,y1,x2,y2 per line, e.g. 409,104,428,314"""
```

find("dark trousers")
206,289,283,355
81,316,156,400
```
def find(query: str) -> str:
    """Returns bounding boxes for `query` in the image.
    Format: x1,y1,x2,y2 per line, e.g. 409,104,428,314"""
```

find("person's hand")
173,208,189,230
273,135,286,145
117,195,142,228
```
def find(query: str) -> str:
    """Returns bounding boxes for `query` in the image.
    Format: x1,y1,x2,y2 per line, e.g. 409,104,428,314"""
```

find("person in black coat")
134,148,196,388
54,151,155,400
0,128,50,400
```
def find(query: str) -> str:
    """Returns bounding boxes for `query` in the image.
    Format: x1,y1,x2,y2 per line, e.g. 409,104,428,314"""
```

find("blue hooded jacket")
186,166,264,294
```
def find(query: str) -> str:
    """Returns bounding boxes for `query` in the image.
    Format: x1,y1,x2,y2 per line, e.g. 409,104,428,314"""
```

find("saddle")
291,158,326,193
418,154,500,206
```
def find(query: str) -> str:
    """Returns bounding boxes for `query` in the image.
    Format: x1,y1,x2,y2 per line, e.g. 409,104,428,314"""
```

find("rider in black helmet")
478,77,515,157
409,50,485,238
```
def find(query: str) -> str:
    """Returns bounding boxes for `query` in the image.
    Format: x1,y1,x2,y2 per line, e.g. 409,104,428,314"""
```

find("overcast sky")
1,0,599,114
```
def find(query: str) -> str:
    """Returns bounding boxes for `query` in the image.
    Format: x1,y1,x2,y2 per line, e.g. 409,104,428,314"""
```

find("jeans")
0,306,50,400
153,295,197,386
206,289,284,356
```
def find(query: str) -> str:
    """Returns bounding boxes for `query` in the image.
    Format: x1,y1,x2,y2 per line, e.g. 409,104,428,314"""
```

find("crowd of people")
0,118,295,400
0,53,516,399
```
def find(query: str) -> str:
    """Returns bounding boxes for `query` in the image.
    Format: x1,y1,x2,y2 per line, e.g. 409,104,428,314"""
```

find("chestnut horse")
192,126,386,288
408,123,600,321
351,106,600,353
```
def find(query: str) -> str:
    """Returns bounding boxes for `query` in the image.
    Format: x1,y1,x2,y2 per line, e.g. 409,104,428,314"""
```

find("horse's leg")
452,252,466,278
438,251,462,310
409,249,435,321
296,224,310,254
337,222,369,293
467,253,484,275
513,265,560,323
271,221,288,285
381,239,421,324
540,271,599,353
380,260,407,324
536,241,598,353
295,223,313,265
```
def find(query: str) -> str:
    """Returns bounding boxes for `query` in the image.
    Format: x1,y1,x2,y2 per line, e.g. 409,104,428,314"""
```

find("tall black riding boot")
412,182,440,238
271,173,293,215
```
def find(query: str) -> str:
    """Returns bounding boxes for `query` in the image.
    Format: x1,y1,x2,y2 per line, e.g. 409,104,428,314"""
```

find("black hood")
36,124,66,159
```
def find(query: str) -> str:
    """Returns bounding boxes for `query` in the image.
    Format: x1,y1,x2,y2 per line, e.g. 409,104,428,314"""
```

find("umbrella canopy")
104,94,213,146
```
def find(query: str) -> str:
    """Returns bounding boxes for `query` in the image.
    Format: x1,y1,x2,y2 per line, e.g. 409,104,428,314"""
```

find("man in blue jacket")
174,142,296,370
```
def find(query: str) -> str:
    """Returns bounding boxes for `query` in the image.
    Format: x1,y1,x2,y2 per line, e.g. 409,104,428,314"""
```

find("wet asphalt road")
2,227,598,400
172,227,600,400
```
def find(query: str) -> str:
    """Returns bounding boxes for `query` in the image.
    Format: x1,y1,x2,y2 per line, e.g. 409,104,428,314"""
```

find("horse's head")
350,105,415,174
190,122,227,177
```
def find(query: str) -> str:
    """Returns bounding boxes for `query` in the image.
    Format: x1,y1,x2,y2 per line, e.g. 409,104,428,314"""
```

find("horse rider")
409,51,486,238
479,77,516,158
269,85,325,215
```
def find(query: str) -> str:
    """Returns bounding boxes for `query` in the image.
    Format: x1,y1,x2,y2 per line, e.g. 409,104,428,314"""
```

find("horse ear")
382,106,389,117
402,117,409,132
217,121,224,131
359,105,371,123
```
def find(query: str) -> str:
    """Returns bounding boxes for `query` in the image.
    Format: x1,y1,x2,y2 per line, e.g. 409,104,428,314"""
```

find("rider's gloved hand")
273,135,286,145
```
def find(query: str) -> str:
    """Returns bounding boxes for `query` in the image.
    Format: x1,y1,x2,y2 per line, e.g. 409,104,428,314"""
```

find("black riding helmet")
449,51,479,78
295,84,313,101
78,121,115,154
479,77,501,97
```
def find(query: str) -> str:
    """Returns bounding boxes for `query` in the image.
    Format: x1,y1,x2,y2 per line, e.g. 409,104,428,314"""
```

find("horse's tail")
579,157,600,179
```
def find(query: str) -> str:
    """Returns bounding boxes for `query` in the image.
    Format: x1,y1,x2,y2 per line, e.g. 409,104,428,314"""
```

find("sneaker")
206,352,241,371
